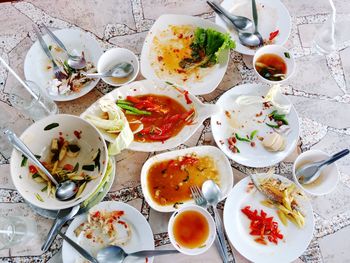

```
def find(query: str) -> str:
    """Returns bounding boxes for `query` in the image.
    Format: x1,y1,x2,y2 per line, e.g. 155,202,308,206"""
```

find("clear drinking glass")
8,80,58,121
0,216,37,250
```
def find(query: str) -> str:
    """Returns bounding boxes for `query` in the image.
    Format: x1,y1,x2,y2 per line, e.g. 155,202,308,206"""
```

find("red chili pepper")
180,156,199,166
183,90,192,104
29,165,38,174
63,164,74,171
148,134,172,142
74,130,82,139
181,108,195,121
126,96,141,104
269,30,279,41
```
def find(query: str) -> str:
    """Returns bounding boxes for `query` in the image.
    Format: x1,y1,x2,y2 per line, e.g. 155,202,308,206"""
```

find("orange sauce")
125,94,192,142
173,210,209,248
255,53,287,81
147,154,219,206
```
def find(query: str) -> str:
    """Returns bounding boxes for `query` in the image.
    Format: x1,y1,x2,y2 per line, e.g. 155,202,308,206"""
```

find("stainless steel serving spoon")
296,149,349,185
41,24,87,70
97,245,179,263
5,129,78,201
207,1,254,32
83,62,134,79
238,0,264,47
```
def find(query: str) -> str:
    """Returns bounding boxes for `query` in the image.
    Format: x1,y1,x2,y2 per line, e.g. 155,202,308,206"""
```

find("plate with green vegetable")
140,14,235,95
24,28,102,101
211,83,299,167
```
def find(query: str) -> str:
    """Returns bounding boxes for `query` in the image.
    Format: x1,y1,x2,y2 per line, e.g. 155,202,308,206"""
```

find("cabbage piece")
85,99,133,155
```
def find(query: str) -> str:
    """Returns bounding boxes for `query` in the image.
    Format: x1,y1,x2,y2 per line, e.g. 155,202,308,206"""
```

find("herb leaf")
44,123,59,131
250,130,258,140
21,155,28,167
235,133,251,142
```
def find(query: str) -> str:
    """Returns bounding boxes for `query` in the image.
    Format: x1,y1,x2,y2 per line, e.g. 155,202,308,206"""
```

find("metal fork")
32,25,67,81
190,185,229,263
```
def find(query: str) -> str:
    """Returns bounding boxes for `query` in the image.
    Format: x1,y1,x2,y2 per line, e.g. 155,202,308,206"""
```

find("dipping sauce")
173,210,209,248
147,154,219,207
120,94,195,143
296,160,325,188
255,53,287,81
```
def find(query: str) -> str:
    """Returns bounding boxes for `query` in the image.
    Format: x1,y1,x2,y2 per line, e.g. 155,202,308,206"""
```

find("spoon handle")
212,206,229,262
5,130,59,185
207,1,238,24
322,149,349,166
81,72,103,78
130,249,179,258
59,232,98,263
252,0,259,31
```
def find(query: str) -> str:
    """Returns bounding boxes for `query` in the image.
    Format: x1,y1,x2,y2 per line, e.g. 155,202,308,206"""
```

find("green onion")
73,162,79,173
284,52,290,58
125,110,143,115
235,145,240,153
34,154,41,159
35,193,44,202
116,100,133,106
117,104,151,115
32,173,40,179
235,133,251,142
44,123,59,131
250,130,258,140
182,175,190,182
82,164,95,171
93,149,101,172
266,123,280,129
165,81,174,86
21,155,28,167
41,185,48,192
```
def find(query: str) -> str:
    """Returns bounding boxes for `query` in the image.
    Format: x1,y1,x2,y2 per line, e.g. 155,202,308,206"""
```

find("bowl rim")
97,47,140,87
10,114,109,210
253,44,295,85
292,149,339,196
167,204,216,255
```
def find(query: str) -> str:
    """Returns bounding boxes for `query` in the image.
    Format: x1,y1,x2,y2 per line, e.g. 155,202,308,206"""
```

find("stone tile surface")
0,0,350,262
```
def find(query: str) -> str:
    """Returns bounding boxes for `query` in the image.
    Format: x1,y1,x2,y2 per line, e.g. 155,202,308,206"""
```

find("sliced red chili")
183,90,192,104
269,30,279,41
63,164,74,171
29,165,38,174
126,96,141,104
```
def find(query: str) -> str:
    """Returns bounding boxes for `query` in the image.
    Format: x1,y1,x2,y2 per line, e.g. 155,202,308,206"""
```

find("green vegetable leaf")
250,130,258,140
21,155,28,167
44,123,59,131
235,133,251,142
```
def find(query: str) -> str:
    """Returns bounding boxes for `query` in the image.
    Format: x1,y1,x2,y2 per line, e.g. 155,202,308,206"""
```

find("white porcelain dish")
140,146,234,212
168,205,216,255
10,114,108,210
140,14,230,95
211,83,299,168
62,201,154,263
293,150,339,196
216,0,291,56
224,174,314,263
81,79,220,152
97,48,139,87
24,28,102,101
253,45,295,84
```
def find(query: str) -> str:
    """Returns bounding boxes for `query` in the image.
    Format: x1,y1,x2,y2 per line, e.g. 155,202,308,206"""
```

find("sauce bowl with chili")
253,45,295,84
168,205,215,255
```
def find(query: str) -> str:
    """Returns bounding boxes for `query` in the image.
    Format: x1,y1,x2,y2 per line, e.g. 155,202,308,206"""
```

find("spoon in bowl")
83,62,134,79
238,0,264,47
97,245,179,263
296,149,349,185
5,129,78,201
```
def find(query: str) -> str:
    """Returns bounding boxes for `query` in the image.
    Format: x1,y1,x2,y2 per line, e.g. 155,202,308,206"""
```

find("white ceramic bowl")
253,44,295,84
10,114,108,210
141,146,234,212
97,48,139,87
168,205,215,256
293,150,339,196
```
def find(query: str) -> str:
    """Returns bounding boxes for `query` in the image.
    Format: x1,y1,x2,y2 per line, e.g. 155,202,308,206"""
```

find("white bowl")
293,150,339,196
97,48,139,87
168,205,215,256
10,114,108,210
141,146,234,212
253,44,295,84
81,79,220,152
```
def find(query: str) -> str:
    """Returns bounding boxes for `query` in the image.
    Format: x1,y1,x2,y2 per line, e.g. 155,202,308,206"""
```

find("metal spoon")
5,129,78,201
201,180,228,263
238,0,264,47
83,62,134,79
296,149,349,185
97,245,179,263
41,24,87,70
207,1,253,32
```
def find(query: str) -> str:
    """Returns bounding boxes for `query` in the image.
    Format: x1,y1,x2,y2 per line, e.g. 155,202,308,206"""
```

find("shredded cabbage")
85,99,133,155
235,85,291,114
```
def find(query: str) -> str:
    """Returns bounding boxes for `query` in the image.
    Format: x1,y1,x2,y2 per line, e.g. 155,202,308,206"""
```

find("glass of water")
8,80,58,121
0,216,37,250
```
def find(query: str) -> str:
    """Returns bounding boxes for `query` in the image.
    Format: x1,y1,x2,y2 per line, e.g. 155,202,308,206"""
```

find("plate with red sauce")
223,175,314,263
62,201,154,263
81,79,220,152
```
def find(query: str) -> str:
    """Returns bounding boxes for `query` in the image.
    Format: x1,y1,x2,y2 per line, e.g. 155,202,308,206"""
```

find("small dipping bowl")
97,48,139,87
293,149,339,196
253,44,295,84
168,205,215,256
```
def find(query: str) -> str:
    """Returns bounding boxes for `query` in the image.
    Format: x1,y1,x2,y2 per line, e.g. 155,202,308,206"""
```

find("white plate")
216,0,291,56
140,14,230,95
24,28,102,101
10,114,108,210
223,174,314,263
141,146,234,212
81,79,220,152
62,201,154,263
211,83,299,167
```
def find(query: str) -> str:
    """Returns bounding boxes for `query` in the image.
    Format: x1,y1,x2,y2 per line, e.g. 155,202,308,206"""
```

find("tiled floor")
0,0,350,262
